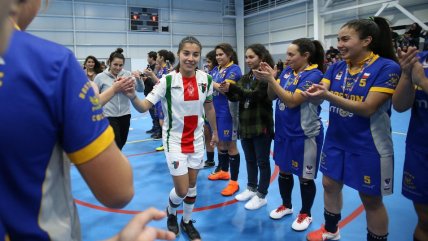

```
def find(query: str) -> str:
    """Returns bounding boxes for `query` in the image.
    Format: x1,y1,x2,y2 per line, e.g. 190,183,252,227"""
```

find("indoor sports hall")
13,0,428,240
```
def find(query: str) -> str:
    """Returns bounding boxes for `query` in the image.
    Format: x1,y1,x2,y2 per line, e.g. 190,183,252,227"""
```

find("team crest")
383,178,391,190
172,161,179,169
200,83,207,93
229,72,236,80
305,165,313,174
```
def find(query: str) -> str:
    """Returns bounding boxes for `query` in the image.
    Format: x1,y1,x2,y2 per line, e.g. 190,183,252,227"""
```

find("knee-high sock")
183,186,197,223
229,153,240,181
167,188,185,216
300,180,316,216
279,173,293,209
219,149,229,172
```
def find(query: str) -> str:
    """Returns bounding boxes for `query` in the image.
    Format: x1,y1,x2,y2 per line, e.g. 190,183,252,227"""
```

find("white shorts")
165,150,205,176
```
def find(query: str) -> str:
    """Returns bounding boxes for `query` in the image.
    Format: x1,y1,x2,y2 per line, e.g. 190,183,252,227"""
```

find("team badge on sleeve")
200,83,207,93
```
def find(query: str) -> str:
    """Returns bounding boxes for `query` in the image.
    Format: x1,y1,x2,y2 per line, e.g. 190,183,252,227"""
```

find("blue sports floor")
71,97,416,241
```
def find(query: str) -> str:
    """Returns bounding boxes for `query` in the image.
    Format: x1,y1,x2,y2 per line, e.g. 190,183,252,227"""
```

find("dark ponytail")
291,38,325,73
108,48,125,65
342,17,397,63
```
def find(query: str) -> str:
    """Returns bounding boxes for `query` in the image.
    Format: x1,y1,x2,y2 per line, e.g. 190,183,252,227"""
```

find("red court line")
74,150,365,230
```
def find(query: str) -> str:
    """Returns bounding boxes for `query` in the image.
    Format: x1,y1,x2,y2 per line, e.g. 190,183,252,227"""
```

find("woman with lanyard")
144,50,175,147
125,36,217,241
219,43,274,209
208,43,242,197
393,46,428,241
254,38,325,228
94,48,145,150
304,17,401,241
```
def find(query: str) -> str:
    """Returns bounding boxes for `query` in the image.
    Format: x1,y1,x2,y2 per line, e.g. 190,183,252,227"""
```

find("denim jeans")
240,134,272,197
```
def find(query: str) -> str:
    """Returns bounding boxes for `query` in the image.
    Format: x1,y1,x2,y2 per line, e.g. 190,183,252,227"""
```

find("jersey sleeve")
369,61,401,94
322,64,336,86
61,52,114,165
225,66,242,84
206,74,213,102
146,75,167,105
296,70,323,93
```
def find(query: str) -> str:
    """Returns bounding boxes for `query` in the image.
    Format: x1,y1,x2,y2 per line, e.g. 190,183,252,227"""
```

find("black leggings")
107,114,131,150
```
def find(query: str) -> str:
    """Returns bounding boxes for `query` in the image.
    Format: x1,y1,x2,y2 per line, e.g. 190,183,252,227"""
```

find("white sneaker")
235,189,256,202
291,213,312,231
244,195,267,210
269,205,293,219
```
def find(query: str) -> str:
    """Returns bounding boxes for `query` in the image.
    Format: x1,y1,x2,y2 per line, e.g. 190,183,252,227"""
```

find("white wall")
27,0,428,70
28,0,237,69
244,0,428,62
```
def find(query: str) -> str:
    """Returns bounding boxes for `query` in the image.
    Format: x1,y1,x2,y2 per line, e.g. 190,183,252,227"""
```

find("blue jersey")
275,65,323,138
157,65,169,79
0,30,114,240
406,51,428,152
212,62,242,118
322,53,401,155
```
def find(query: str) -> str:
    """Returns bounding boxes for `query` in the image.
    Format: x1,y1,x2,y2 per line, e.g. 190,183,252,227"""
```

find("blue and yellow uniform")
273,65,324,179
320,52,400,195
0,30,114,240
402,51,428,203
211,62,242,141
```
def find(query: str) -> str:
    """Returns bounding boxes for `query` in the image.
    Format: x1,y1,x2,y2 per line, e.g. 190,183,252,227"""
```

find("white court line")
126,138,160,144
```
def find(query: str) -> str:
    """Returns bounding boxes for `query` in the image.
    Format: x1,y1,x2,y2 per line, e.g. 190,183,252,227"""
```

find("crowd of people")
1,1,428,241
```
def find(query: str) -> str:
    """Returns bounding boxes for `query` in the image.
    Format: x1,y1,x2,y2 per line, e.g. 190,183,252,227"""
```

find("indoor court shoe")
235,188,256,201
166,209,179,236
203,160,215,168
306,225,340,241
291,213,312,231
208,170,230,180
269,205,293,219
145,128,155,134
244,195,267,210
155,145,164,151
221,180,239,196
180,218,201,240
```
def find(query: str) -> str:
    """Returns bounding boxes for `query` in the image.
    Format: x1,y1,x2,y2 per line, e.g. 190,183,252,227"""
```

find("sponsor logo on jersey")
329,105,354,118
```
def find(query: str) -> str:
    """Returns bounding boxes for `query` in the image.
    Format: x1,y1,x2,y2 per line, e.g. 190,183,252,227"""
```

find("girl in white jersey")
126,36,218,241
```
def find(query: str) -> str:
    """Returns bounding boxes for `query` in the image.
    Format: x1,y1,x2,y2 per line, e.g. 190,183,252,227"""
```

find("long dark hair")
174,36,202,72
341,17,397,63
158,49,175,65
108,48,125,66
83,55,102,74
246,43,275,71
206,50,218,68
291,38,325,73
215,43,239,65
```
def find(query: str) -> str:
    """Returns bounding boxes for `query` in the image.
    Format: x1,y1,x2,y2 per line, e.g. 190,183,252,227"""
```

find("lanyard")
282,68,306,90
341,58,372,94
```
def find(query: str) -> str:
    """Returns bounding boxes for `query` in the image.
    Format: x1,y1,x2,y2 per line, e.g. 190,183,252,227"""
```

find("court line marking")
74,149,366,231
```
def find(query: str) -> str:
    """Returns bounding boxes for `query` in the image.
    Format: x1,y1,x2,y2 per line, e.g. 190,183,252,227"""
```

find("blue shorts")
155,102,164,120
402,146,428,204
320,143,394,196
217,116,238,141
273,135,323,180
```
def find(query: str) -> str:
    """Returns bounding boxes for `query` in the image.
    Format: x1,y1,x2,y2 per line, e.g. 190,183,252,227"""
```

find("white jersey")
146,70,213,153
